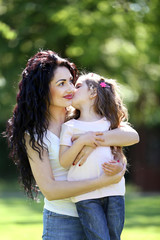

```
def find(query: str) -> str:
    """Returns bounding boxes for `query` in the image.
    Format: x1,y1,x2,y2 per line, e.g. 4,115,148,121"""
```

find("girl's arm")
59,132,104,169
25,134,124,201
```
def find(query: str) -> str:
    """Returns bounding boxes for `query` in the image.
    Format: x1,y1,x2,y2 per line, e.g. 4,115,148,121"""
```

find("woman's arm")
71,124,139,148
25,134,124,201
102,124,139,147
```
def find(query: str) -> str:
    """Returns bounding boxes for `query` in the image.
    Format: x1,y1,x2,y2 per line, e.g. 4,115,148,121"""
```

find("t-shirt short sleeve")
60,123,73,146
25,131,50,150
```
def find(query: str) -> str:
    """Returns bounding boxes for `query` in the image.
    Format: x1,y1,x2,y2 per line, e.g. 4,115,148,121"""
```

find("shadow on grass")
0,193,44,213
1,180,160,232
124,194,160,229
1,220,42,225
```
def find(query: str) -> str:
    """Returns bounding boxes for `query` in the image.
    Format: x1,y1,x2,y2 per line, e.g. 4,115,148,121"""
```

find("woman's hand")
99,164,126,187
102,160,124,176
73,146,94,166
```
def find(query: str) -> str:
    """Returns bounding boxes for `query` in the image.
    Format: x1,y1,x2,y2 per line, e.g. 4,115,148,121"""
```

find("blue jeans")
76,196,125,240
42,208,86,240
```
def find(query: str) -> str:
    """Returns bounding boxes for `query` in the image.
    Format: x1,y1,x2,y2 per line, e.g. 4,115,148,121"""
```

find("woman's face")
49,66,75,108
72,77,90,109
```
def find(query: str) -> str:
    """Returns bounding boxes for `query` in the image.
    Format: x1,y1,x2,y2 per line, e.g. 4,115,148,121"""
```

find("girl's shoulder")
101,117,111,128
101,116,110,123
63,119,75,127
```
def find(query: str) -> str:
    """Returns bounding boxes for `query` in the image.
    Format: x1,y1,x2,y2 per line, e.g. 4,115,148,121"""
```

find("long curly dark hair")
4,50,78,199
74,73,128,163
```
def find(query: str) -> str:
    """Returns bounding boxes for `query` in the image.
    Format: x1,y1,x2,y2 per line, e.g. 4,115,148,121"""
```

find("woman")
5,50,139,240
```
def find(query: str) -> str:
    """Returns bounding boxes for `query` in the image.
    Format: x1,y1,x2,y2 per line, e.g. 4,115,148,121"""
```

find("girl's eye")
76,84,81,89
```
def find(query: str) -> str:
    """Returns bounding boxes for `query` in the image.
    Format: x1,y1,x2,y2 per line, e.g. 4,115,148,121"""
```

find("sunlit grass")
0,195,43,240
122,194,160,240
0,180,43,240
0,181,160,240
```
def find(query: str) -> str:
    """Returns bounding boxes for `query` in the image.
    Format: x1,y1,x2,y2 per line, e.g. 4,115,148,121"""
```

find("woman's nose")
67,83,75,93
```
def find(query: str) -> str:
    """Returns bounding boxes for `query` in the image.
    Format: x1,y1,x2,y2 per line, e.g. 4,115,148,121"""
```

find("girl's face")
49,66,75,108
72,77,90,109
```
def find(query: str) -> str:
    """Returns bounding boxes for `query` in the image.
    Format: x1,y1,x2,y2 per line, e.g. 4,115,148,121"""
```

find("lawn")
0,181,160,240
122,194,160,240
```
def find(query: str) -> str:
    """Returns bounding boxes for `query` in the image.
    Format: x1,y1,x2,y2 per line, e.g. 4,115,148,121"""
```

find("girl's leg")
76,199,110,240
105,196,125,240
42,208,86,240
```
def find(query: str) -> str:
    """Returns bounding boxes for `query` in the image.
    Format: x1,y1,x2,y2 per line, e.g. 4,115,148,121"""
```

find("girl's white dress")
60,118,125,203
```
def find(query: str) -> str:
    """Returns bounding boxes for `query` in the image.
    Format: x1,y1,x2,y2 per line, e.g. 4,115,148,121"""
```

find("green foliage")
0,0,160,126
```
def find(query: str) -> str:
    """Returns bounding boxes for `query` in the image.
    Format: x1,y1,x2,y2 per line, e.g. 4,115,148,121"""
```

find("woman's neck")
48,106,66,136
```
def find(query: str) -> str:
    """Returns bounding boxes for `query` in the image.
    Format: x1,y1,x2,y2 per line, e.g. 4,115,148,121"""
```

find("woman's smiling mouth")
63,94,73,99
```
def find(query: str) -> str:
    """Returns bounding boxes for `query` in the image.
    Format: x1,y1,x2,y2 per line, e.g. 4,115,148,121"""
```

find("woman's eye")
76,85,81,89
59,82,64,86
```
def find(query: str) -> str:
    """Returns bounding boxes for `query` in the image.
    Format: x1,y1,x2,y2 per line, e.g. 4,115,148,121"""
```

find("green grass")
122,194,160,240
0,193,44,240
0,181,160,240
0,180,44,240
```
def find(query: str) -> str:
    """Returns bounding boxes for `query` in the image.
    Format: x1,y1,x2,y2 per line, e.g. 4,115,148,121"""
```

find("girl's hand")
73,146,94,166
71,134,81,142
71,132,104,142
78,131,105,148
99,164,126,187
102,160,124,176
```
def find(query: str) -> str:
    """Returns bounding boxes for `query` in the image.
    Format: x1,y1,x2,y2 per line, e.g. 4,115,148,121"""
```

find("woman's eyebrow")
56,79,66,83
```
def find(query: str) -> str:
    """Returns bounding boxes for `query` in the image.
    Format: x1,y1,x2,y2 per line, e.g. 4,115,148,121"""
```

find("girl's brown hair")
79,73,128,164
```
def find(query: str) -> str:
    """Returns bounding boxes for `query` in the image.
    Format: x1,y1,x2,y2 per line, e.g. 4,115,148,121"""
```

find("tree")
0,0,160,126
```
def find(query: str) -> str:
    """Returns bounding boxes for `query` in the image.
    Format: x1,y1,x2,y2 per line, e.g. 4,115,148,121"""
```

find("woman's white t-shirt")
34,130,78,217
60,118,125,203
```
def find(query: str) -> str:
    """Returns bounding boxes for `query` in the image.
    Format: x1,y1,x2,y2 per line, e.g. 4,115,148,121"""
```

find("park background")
0,0,160,239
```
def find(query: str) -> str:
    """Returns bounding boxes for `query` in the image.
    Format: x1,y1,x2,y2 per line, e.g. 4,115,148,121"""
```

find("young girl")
59,73,130,240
